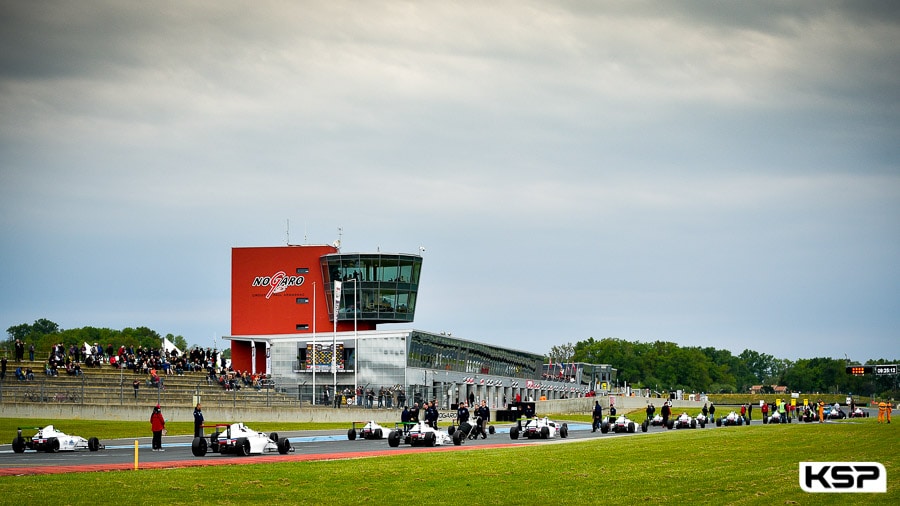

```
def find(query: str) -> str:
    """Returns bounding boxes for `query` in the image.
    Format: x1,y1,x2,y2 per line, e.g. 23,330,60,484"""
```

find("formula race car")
388,421,454,447
601,415,646,434
510,417,569,439
191,423,293,456
765,410,792,424
668,412,703,429
824,406,846,420
716,411,746,426
849,407,869,418
695,413,711,427
448,416,495,442
12,425,103,453
348,420,388,440
647,414,666,427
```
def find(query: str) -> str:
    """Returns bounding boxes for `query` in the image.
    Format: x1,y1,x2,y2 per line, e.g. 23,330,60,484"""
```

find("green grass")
1,416,896,504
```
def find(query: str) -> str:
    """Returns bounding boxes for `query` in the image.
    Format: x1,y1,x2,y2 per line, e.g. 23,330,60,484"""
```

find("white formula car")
602,415,645,434
668,412,703,429
348,420,388,440
388,421,454,447
12,425,103,453
849,407,869,418
717,411,746,426
191,423,293,456
510,417,569,439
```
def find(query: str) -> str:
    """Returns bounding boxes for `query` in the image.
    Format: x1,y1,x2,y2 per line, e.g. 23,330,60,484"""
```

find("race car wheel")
628,422,635,433
191,437,208,457
425,432,436,447
560,426,568,438
540,426,550,439
347,429,356,441
690,420,697,429
447,425,456,436
387,430,401,447
88,437,101,452
452,431,463,446
374,428,383,439
666,420,674,430
278,438,292,454
716,418,722,427
510,426,519,440
237,438,250,456
269,432,279,443
11,437,25,453
700,421,705,428
46,437,60,453
488,425,496,435
641,421,648,433
600,423,609,434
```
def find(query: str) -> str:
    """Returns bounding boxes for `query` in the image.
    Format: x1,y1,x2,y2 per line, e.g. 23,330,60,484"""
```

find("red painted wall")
231,245,374,335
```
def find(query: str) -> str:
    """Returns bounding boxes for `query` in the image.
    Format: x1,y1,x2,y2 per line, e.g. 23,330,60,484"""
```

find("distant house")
773,385,788,394
749,385,764,394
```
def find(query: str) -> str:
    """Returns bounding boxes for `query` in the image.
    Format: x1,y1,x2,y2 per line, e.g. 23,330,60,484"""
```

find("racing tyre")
278,438,292,454
489,425,496,435
12,437,25,453
510,426,519,440
447,425,456,436
425,432,436,447
716,418,722,427
347,429,357,441
690,420,697,429
666,420,674,430
641,421,648,433
191,436,208,457
388,430,401,447
269,432,279,443
540,426,550,439
237,438,250,456
88,437,101,452
700,421,705,428
452,431,463,446
374,428,383,439
600,423,609,434
560,426,568,438
628,422,635,433
46,437,60,453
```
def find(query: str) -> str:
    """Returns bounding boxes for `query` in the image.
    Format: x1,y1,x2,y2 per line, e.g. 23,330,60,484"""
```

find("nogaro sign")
800,462,886,493
252,271,305,299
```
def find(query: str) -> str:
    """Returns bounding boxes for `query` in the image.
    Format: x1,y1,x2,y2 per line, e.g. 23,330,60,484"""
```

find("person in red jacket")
150,404,166,451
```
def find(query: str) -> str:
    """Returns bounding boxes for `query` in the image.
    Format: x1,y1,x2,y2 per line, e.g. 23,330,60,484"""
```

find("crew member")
476,400,490,439
193,403,204,438
878,401,886,423
594,401,605,432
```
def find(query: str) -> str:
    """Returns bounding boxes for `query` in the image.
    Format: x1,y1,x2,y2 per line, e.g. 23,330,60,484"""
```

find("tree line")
4,318,192,359
550,337,896,398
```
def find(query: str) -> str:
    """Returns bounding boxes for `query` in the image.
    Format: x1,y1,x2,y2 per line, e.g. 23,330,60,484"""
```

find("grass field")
1,416,896,505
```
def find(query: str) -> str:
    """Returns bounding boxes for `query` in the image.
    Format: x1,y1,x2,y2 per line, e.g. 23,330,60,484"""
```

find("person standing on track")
193,403,204,438
150,404,166,451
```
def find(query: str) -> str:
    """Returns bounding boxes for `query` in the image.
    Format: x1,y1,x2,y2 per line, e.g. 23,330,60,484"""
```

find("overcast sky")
1,1,898,363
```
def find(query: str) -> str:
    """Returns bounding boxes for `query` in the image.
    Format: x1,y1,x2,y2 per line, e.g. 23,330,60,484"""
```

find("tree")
547,342,574,364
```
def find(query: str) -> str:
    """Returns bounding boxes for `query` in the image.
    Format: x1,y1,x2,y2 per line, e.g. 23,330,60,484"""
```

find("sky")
1,1,898,363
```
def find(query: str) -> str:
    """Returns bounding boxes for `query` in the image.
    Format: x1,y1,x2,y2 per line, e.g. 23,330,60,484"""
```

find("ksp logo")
251,271,305,299
800,462,886,493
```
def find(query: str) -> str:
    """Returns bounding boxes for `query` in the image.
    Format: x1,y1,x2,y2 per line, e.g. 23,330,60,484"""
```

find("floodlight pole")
312,282,316,406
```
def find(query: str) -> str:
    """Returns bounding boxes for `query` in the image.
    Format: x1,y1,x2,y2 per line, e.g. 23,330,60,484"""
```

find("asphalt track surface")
0,416,851,476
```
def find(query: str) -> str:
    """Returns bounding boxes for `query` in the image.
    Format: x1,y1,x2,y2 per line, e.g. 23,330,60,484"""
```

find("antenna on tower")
286,219,291,245
332,227,343,250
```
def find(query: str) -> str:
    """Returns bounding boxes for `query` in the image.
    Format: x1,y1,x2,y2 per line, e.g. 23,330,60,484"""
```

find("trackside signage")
251,271,305,299
799,462,886,493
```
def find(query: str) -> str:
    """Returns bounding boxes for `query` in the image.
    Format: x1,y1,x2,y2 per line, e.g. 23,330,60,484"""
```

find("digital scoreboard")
846,364,897,376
